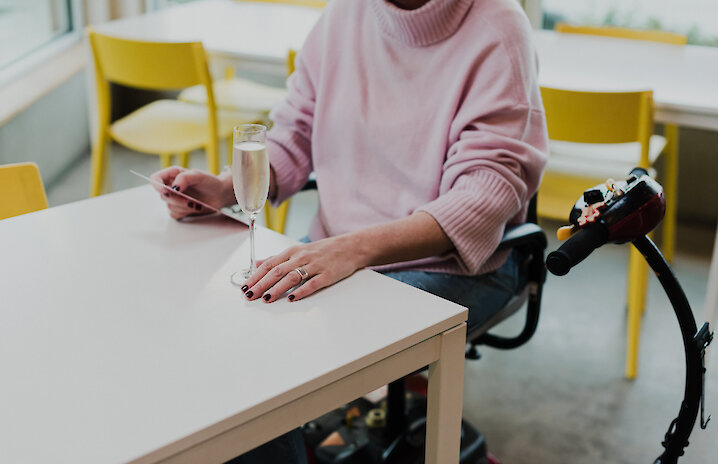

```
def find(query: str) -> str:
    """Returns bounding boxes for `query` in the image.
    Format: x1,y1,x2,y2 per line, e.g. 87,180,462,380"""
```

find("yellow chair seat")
547,134,666,179
178,78,288,113
109,100,249,154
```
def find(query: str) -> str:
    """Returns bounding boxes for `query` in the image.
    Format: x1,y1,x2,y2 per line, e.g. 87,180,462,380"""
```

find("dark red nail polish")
195,204,202,211
241,285,248,292
163,192,169,197
263,294,271,301
245,290,253,298
288,294,295,301
188,201,194,208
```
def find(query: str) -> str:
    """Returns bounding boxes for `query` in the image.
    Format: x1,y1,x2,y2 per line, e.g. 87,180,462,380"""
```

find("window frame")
0,0,84,87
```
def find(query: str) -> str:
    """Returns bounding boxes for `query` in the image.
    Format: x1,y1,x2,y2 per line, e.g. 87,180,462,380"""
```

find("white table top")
534,29,718,130
96,2,718,130
95,0,321,72
0,186,466,463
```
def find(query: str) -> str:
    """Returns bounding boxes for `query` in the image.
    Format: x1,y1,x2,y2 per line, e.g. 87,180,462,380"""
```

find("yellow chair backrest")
0,162,48,220
87,28,219,172
240,0,327,8
87,29,212,90
287,49,297,76
540,87,654,168
555,23,688,45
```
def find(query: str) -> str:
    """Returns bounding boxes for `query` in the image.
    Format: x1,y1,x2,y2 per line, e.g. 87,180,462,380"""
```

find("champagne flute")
230,124,270,285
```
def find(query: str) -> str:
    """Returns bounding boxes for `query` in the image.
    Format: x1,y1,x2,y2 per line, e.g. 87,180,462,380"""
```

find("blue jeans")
382,250,522,334
229,242,520,464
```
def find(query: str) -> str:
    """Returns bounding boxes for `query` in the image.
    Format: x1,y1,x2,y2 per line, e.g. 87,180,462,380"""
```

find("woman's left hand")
241,235,367,303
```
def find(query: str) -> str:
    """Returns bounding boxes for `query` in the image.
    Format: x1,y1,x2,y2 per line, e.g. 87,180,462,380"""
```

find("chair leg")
264,201,290,234
274,200,290,234
662,124,679,264
160,153,172,168
226,137,233,166
177,152,190,168
264,202,274,231
90,132,109,197
625,246,648,379
637,232,653,318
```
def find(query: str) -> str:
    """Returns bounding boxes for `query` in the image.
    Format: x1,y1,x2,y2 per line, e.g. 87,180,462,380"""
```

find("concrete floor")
48,145,717,464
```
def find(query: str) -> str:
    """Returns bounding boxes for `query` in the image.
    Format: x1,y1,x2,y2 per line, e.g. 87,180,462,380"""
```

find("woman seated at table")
152,0,547,461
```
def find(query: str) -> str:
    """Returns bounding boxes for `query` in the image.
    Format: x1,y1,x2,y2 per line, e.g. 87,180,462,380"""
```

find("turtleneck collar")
369,0,474,47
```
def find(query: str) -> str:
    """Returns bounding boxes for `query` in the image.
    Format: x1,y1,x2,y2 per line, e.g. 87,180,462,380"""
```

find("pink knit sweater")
267,0,548,275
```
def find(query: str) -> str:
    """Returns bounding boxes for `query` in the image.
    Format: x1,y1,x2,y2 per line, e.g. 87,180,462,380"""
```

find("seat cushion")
178,78,288,113
546,134,666,179
109,100,252,154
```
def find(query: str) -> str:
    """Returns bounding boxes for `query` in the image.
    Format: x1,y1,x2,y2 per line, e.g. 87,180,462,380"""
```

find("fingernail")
288,294,295,301
245,290,253,298
195,203,202,211
241,285,248,292
263,294,271,301
188,201,194,208
172,185,180,191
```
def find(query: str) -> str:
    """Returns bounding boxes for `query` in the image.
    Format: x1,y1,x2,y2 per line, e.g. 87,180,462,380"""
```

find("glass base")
230,270,251,286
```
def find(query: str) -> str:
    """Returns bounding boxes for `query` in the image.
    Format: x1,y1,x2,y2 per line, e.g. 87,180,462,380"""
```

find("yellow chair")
539,88,662,218
177,69,287,126
555,23,688,45
539,87,666,379
0,162,48,220
555,23,686,264
88,29,249,197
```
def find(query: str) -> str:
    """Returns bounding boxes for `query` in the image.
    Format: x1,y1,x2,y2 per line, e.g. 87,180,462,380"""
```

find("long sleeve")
265,27,322,205
417,11,548,274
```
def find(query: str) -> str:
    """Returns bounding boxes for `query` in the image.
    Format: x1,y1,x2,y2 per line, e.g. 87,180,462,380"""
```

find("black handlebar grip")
547,225,609,276
629,166,649,178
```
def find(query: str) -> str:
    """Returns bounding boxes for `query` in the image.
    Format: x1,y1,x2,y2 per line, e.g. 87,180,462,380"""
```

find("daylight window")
543,0,718,46
0,0,73,71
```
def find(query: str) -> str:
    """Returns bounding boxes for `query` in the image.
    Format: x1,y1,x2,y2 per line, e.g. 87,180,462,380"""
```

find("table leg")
426,323,466,464
704,223,718,363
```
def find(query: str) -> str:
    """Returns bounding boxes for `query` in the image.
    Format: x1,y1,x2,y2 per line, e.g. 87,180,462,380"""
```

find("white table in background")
96,7,718,128
0,186,467,464
95,0,322,76
534,29,718,130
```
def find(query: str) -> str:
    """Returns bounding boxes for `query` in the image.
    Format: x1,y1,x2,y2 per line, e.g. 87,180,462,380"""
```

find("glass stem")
249,214,257,274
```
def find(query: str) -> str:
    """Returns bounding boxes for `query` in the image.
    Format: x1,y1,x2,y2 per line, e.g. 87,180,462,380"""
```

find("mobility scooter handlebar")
546,168,712,464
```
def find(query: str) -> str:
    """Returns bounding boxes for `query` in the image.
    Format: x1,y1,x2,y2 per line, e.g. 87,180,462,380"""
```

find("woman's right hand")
150,166,234,220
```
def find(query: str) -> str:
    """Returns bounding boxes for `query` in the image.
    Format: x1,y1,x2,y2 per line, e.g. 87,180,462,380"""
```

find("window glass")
0,0,72,70
543,0,718,46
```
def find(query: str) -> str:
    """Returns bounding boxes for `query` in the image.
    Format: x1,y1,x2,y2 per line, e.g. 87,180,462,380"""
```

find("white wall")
0,72,90,189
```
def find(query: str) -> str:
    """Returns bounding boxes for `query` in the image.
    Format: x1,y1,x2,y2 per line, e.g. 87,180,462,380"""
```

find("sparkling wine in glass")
230,124,270,285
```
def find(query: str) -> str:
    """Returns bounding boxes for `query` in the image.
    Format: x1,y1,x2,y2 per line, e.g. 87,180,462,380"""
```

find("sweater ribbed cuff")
266,129,313,205
417,170,521,274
